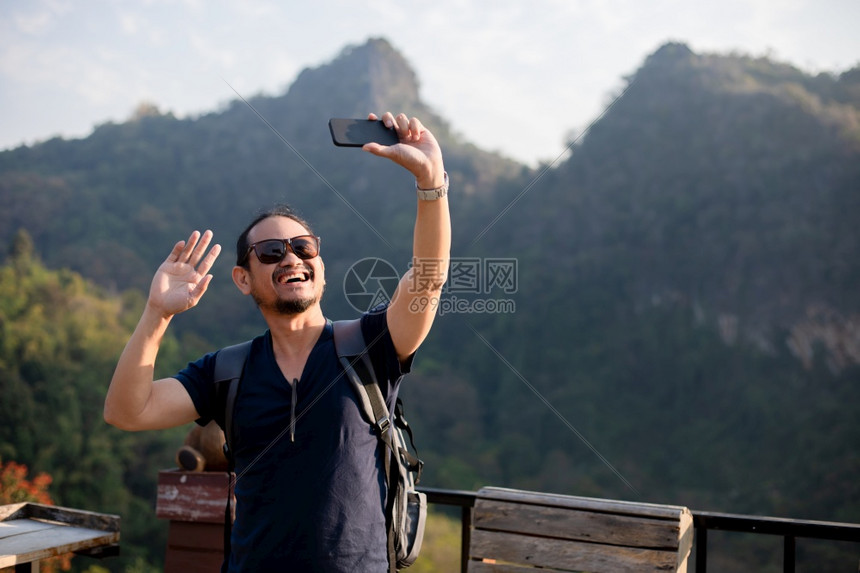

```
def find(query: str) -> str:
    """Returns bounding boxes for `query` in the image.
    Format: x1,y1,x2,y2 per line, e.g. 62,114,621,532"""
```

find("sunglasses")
241,235,321,265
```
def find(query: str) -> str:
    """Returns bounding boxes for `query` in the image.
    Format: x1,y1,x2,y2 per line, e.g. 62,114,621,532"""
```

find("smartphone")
329,118,399,147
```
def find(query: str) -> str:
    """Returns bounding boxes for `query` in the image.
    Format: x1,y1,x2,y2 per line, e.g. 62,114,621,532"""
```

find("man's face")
241,216,325,315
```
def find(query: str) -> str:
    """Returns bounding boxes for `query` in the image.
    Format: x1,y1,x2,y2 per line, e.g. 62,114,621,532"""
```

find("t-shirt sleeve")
360,304,414,397
174,351,218,427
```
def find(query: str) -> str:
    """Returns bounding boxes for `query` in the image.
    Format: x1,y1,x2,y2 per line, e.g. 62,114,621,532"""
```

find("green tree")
0,231,189,571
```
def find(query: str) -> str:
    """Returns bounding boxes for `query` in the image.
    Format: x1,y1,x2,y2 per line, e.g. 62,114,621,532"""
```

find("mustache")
272,264,314,282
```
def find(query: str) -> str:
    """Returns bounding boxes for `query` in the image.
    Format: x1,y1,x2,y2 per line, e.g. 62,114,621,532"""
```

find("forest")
1,38,859,571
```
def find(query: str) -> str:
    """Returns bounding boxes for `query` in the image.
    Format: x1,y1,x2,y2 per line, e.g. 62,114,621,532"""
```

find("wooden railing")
693,510,860,573
420,487,860,572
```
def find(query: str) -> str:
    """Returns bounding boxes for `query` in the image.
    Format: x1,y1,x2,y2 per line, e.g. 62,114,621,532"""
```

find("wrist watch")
416,172,449,201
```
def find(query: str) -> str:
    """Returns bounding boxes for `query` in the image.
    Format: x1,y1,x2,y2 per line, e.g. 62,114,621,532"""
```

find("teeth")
278,273,308,284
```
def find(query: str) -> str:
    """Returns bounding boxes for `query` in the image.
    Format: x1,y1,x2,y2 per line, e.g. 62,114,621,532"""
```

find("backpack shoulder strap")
332,318,366,356
212,339,252,572
333,319,400,573
332,319,391,434
214,340,253,463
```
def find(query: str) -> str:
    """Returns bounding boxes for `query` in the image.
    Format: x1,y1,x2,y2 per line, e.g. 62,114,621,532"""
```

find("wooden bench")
0,502,120,572
469,487,693,572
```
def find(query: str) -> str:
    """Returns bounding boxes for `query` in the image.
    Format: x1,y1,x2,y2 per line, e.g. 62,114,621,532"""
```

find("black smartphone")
329,118,399,147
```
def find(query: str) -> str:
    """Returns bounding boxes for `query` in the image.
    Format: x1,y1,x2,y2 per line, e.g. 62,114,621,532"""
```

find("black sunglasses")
240,235,321,265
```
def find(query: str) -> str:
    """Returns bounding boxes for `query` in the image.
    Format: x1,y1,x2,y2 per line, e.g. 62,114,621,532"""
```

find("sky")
1,0,859,167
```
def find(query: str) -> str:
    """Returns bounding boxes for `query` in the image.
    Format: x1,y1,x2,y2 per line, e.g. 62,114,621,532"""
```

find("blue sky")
2,0,858,166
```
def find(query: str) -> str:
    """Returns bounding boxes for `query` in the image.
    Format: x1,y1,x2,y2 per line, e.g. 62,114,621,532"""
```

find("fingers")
361,141,390,157
377,111,425,143
187,230,215,268
197,243,221,276
167,230,221,272
189,273,215,303
166,240,187,263
166,231,198,263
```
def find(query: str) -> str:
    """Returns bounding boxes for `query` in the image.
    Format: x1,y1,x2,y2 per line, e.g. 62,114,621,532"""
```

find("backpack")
213,319,427,572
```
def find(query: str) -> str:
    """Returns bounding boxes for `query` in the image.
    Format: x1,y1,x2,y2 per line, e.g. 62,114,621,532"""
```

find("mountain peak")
646,41,695,66
285,37,422,117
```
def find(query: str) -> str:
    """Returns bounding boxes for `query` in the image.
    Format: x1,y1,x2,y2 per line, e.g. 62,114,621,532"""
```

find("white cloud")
11,0,71,35
188,32,238,70
118,11,141,36
14,10,54,35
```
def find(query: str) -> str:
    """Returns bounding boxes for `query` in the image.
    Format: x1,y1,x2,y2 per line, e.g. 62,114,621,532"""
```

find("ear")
232,265,252,295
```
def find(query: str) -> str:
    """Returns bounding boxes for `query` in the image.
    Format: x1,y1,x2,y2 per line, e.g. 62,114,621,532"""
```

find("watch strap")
416,172,449,201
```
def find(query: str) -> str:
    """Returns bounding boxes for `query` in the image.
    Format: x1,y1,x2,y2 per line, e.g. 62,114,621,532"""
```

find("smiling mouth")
275,269,312,284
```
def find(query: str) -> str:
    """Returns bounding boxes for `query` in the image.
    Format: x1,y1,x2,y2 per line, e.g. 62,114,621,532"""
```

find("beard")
252,289,323,315
274,293,318,315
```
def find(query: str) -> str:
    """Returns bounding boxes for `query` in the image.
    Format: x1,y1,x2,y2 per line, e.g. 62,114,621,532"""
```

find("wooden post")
155,469,232,573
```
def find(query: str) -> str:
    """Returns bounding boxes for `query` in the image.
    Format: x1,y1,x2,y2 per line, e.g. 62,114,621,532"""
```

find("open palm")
149,230,221,317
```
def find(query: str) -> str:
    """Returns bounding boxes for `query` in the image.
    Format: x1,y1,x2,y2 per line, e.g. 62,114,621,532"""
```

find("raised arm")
363,112,451,362
104,230,221,431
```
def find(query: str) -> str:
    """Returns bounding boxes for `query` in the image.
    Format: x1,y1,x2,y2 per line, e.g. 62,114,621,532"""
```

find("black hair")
235,204,316,267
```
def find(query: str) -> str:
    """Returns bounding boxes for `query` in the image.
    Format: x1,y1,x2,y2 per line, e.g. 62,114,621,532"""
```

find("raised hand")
148,230,221,318
362,112,446,190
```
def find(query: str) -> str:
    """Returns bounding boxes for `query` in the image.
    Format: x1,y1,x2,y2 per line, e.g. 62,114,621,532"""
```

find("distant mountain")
481,41,860,370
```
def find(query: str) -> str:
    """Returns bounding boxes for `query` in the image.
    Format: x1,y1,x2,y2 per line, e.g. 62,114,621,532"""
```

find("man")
104,111,451,571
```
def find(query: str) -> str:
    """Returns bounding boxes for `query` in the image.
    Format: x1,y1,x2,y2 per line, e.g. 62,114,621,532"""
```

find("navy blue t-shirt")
175,309,411,572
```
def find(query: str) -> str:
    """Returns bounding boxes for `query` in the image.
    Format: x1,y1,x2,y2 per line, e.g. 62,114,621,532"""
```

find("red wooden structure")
155,469,231,573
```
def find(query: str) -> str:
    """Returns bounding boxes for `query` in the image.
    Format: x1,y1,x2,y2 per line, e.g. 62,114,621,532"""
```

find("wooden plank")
469,559,565,572
166,521,224,552
0,503,119,533
0,519,119,568
474,498,687,549
469,529,680,572
21,504,119,532
156,470,232,524
477,487,689,521
163,521,224,573
165,546,225,573
677,511,693,570
468,561,689,573
0,504,28,523
0,520,57,540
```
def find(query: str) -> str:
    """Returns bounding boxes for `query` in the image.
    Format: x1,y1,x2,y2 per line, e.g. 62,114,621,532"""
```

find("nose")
278,249,304,265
